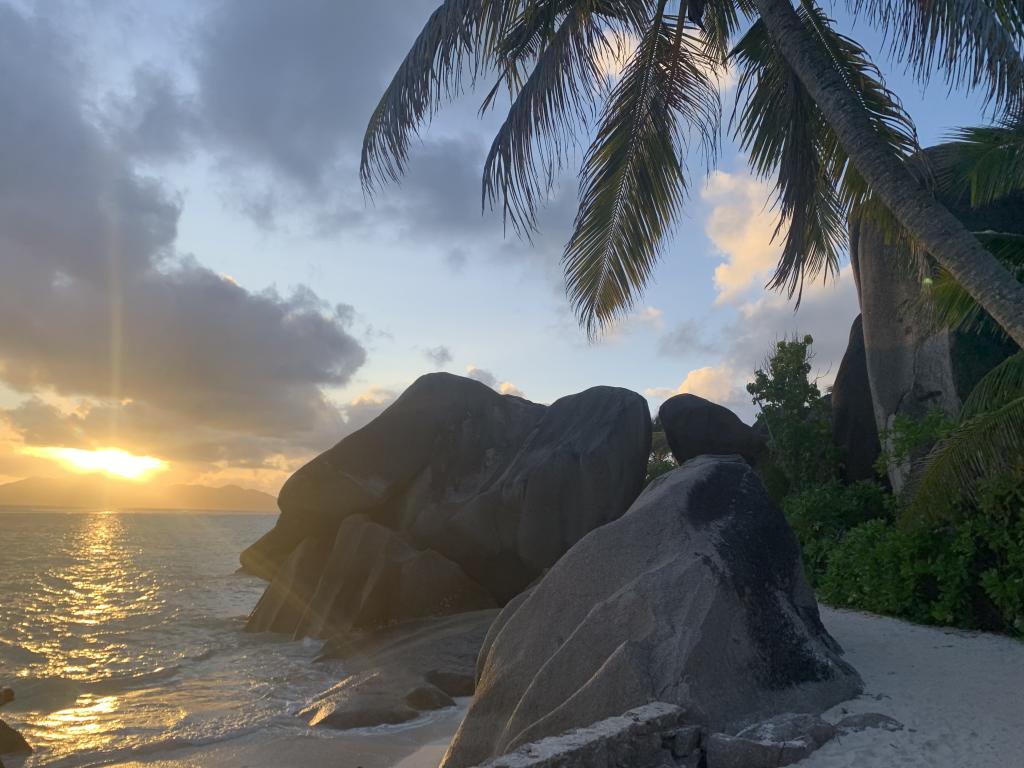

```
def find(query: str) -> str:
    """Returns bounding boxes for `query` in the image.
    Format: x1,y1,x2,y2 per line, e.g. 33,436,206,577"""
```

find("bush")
819,472,1024,635
783,481,891,585
747,335,839,495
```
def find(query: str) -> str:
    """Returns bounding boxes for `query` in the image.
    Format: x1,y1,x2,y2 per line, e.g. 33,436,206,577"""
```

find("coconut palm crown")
362,0,1024,340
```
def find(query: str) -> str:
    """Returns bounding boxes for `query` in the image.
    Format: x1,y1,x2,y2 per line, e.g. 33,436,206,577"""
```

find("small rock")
736,713,836,748
0,720,31,755
404,684,455,712
707,733,814,768
666,725,703,757
707,714,837,768
836,712,904,733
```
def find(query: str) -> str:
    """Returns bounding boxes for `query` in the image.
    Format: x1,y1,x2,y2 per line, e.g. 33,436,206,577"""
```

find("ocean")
0,510,356,767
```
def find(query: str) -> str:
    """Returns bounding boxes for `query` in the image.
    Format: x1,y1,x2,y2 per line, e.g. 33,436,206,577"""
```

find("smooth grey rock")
475,702,686,768
658,394,765,467
831,315,882,482
836,712,904,733
243,373,651,629
442,457,862,767
0,720,30,755
248,515,495,637
300,610,496,730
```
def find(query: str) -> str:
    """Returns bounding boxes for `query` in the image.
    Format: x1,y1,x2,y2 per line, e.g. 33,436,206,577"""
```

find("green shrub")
783,480,890,585
819,472,1024,635
747,335,839,493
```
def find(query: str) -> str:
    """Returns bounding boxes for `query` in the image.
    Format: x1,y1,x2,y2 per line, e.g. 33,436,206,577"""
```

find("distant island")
0,475,278,512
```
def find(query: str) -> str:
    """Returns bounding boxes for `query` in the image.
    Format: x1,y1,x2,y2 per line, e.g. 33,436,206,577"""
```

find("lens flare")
21,446,168,480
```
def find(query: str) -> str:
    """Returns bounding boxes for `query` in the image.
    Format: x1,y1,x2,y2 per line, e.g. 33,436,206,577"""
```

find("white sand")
809,607,1024,768
45,607,1021,768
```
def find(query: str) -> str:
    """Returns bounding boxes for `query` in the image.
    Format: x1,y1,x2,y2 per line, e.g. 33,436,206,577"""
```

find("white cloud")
645,364,745,408
467,366,526,399
646,266,860,422
702,170,781,305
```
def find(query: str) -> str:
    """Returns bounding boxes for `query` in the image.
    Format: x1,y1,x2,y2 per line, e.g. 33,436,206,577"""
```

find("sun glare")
21,446,169,480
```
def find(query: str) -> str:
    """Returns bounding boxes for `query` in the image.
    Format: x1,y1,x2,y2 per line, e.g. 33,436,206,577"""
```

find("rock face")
244,373,651,638
299,610,497,730
658,394,765,466
443,456,862,768
830,315,882,483
248,515,496,638
851,154,1022,490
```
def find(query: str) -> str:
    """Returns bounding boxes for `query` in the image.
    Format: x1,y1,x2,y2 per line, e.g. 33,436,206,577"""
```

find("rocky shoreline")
235,372,874,767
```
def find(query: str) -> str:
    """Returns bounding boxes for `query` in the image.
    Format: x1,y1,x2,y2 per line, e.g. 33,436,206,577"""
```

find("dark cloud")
0,5,367,471
193,0,436,191
424,346,453,369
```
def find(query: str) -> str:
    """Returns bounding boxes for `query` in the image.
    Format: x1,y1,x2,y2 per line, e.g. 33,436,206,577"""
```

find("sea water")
0,510,349,767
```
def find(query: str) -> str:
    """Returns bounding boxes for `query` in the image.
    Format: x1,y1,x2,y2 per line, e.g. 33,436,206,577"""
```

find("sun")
21,446,169,481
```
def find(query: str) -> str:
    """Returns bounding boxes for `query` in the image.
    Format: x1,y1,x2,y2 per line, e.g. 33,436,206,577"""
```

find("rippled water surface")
0,510,348,767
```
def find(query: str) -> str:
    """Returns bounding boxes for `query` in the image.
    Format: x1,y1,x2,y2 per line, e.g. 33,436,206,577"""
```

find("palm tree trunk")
753,0,1024,348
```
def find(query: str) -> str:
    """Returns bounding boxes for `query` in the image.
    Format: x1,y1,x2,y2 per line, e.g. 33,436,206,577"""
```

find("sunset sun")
21,446,169,480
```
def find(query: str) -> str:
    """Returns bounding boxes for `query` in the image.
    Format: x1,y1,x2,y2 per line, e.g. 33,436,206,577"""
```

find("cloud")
645,364,745,408
0,5,368,481
424,346,453,369
702,171,781,305
466,366,525,399
657,319,715,358
466,366,498,388
646,267,859,421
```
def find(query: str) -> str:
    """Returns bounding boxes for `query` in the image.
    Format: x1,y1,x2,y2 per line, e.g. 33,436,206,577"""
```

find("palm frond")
730,2,917,301
481,1,612,233
938,112,1024,207
908,395,1024,519
919,231,1024,333
962,350,1024,418
848,0,1024,115
563,2,720,335
361,0,510,191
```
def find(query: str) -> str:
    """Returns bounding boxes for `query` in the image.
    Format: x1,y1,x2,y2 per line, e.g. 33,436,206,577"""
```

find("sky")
0,0,996,493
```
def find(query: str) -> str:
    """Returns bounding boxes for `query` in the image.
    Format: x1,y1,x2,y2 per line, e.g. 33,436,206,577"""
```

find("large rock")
243,373,651,636
658,394,765,467
830,315,881,482
298,610,497,729
851,151,1022,490
442,456,862,767
249,515,495,637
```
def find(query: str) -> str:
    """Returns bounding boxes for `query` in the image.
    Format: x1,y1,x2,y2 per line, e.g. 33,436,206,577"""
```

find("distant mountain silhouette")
0,475,278,512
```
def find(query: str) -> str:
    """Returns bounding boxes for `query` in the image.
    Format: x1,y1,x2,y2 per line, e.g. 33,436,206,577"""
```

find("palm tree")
361,0,1024,346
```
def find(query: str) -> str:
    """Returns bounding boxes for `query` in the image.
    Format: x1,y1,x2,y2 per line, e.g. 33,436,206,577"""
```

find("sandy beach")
26,606,1008,768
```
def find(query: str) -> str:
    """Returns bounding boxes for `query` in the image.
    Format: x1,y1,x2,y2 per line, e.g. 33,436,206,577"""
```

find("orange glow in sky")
20,446,169,480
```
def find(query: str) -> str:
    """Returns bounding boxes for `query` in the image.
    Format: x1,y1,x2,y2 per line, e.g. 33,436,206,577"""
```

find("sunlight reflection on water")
0,510,346,767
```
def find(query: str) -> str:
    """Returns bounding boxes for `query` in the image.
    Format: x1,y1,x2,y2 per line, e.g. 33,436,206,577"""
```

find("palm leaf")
481,0,613,233
563,2,720,335
361,0,521,191
908,395,1024,520
961,350,1024,418
937,113,1024,207
730,1,917,300
919,231,1024,333
848,0,1024,115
